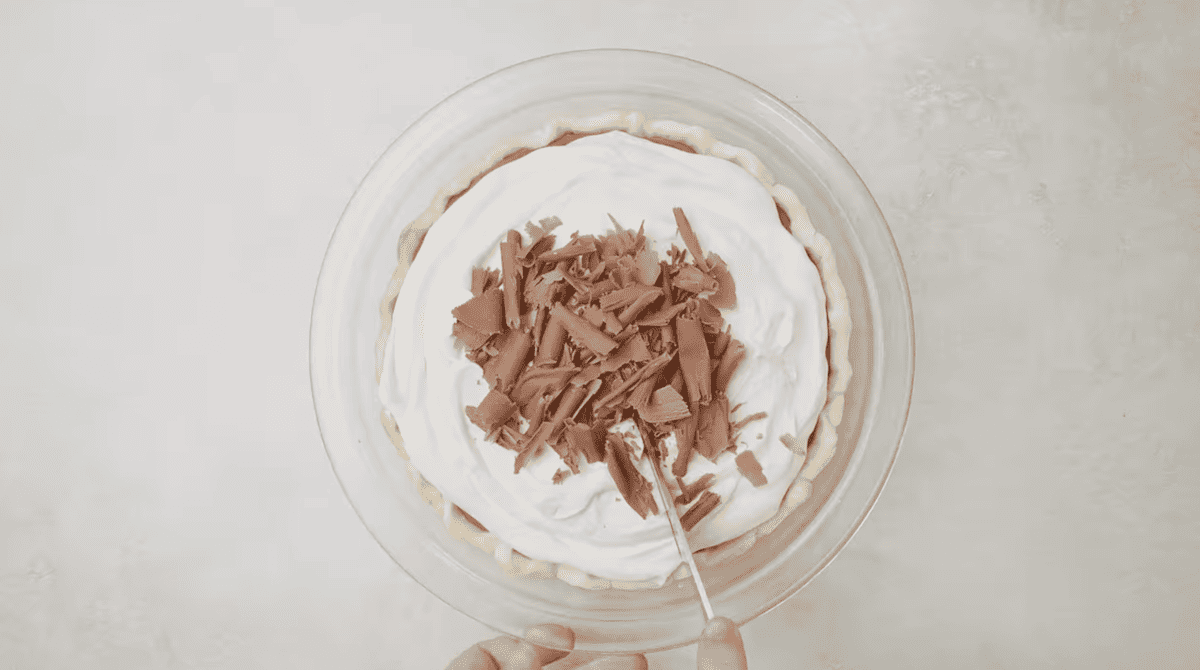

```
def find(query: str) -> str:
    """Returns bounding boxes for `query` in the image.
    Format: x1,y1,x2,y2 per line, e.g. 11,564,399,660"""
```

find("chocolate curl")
511,366,577,407
618,289,662,326
512,438,543,474
696,298,724,332
632,248,661,286
668,368,685,395
675,473,716,505
695,395,731,460
659,260,674,302
524,394,550,436
565,420,605,463
679,490,720,532
671,409,698,478
605,434,659,519
519,233,556,261
500,230,523,330
601,334,652,373
471,267,500,297
551,304,619,356
452,287,504,336
544,384,588,443
599,285,661,313
638,386,691,424
638,301,689,328
730,411,768,434
672,207,709,273
712,339,746,395
537,237,597,262
452,321,490,350
486,329,533,392
464,389,518,433
675,315,711,406
594,351,672,409
535,311,568,366
577,278,618,303
660,324,676,351
735,450,768,487
628,374,658,412
673,266,719,294
710,326,732,361
706,253,736,309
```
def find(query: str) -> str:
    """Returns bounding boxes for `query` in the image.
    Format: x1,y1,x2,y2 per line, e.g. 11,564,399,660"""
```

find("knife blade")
637,420,714,621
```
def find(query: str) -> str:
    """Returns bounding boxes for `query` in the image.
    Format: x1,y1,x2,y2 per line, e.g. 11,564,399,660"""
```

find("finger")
579,654,650,670
445,643,501,670
697,617,748,670
525,623,575,666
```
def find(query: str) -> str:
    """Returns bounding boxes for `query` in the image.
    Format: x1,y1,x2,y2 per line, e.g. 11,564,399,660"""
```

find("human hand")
446,617,747,669
697,617,748,670
445,623,647,669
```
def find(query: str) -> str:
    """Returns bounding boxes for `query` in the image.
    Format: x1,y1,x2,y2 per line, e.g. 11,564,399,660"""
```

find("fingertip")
697,617,747,670
444,644,500,670
525,622,575,651
701,616,737,641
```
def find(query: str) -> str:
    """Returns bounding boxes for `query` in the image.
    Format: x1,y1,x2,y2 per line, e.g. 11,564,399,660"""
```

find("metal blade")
647,450,714,621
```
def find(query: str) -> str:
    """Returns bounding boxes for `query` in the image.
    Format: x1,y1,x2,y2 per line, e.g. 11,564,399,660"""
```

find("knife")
637,420,714,621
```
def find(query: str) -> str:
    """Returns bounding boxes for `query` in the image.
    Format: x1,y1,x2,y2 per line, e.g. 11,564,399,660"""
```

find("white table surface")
2,1,1198,668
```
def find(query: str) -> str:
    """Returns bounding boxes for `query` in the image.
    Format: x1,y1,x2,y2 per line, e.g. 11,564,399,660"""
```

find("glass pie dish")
310,49,914,653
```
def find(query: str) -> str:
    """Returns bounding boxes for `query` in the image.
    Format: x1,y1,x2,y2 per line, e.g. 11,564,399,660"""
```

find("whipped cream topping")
379,131,828,583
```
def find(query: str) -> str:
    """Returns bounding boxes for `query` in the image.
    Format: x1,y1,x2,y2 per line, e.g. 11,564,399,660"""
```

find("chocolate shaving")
638,302,689,328
675,473,716,505
675,316,711,406
601,334,652,373
540,384,588,445
633,248,661,286
453,208,772,516
525,216,563,242
696,298,724,332
594,351,672,409
672,207,709,273
452,320,491,350
565,420,605,463
552,469,570,484
537,237,597,262
618,289,663,325
465,389,518,433
519,233,556,261
638,386,691,424
706,253,736,309
524,271,564,309
679,490,720,532
599,285,661,313
452,287,504,336
671,410,699,478
511,366,577,406
534,312,568,366
484,329,533,392
552,304,619,355
695,395,731,460
577,278,617,303
731,411,768,433
500,230,523,329
605,434,659,519
512,439,542,473
735,450,768,487
712,339,746,395
673,265,719,294
471,267,501,297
